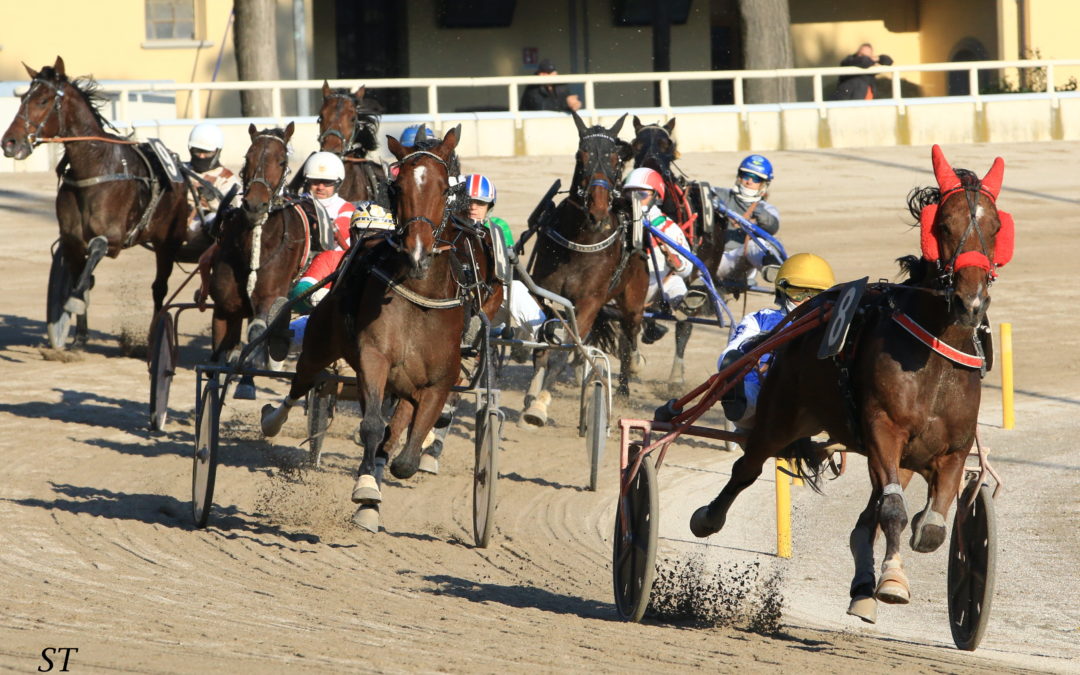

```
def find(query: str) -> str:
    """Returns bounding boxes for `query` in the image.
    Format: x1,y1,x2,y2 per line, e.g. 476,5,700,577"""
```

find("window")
145,0,195,40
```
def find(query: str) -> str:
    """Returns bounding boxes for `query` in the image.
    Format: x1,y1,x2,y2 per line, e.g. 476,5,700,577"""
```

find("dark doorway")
710,0,742,104
948,40,990,96
335,0,409,112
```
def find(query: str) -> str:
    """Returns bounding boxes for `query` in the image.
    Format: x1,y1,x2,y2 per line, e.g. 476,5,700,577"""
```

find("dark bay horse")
1,56,189,347
523,111,648,424
261,126,502,531
630,115,727,387
208,123,306,384
289,81,387,205
689,145,1011,624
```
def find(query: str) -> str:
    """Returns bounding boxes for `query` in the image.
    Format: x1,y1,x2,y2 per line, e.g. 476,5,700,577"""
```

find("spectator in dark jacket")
520,59,582,112
831,43,893,100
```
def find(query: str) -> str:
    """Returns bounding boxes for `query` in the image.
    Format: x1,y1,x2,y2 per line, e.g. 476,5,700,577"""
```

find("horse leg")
64,235,107,316
910,450,966,553
420,394,459,474
350,350,391,506
260,310,340,437
522,348,552,426
847,467,915,622
614,290,645,399
391,386,450,480
689,431,786,537
150,238,176,315
669,320,693,389
866,432,912,605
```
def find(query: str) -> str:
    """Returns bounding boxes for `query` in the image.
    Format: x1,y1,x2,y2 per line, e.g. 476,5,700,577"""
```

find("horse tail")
585,305,620,356
777,438,827,495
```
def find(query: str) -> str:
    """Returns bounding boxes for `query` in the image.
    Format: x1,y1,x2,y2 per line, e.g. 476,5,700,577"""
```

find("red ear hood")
981,156,1005,200
931,144,961,194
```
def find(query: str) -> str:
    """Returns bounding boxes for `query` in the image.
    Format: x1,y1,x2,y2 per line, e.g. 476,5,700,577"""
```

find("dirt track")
1,141,1077,673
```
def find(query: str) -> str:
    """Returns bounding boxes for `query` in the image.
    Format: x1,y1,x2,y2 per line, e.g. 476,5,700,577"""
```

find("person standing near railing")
519,59,582,112
831,43,893,100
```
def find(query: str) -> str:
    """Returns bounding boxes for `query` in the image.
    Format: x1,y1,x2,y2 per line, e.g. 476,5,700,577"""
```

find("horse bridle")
17,77,67,146
390,149,454,251
317,92,371,156
934,185,997,291
242,133,291,209
571,132,625,209
633,124,675,172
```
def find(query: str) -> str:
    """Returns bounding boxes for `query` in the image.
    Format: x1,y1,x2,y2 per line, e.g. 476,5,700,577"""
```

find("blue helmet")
738,154,774,182
464,174,496,206
400,124,437,148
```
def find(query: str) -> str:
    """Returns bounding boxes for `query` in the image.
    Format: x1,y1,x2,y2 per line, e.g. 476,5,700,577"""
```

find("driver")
623,167,692,344
183,122,241,246
718,253,835,429
710,154,782,288
302,151,355,250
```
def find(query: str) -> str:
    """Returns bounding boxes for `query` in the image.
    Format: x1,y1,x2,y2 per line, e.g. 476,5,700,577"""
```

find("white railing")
17,58,1080,125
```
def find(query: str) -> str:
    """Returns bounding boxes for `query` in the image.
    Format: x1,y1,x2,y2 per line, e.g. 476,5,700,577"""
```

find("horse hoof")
418,452,439,475
351,505,380,532
689,505,724,538
260,403,286,438
875,564,911,605
390,453,420,480
233,382,257,400
351,474,382,504
909,510,947,553
521,391,551,427
64,296,86,315
847,595,878,624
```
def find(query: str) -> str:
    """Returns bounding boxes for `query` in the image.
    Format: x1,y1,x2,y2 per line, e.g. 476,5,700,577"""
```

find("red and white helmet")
623,167,665,201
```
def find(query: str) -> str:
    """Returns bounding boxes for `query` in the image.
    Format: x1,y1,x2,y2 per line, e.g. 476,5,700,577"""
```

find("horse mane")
36,66,122,136
412,135,460,176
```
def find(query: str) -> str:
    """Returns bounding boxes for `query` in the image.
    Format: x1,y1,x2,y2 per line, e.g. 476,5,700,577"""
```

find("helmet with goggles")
304,151,345,183
735,154,773,202
464,174,496,206
623,167,666,201
775,253,835,302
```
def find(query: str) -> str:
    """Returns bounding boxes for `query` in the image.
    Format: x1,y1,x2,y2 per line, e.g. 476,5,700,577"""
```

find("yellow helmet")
775,253,836,298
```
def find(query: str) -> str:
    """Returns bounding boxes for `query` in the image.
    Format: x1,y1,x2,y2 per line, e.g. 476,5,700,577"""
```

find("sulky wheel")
612,448,659,622
948,480,997,651
192,378,222,528
472,406,500,548
148,313,176,432
585,380,608,492
305,383,335,468
46,246,75,350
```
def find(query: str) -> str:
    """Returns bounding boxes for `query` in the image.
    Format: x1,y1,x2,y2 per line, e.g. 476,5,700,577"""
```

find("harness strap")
892,311,984,369
545,225,621,253
371,268,462,309
62,173,150,188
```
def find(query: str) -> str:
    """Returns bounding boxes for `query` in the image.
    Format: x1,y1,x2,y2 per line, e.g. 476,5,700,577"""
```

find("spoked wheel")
305,384,335,468
473,406,500,548
948,480,997,651
192,378,222,528
46,246,75,350
613,448,659,622
148,313,176,432
584,380,608,492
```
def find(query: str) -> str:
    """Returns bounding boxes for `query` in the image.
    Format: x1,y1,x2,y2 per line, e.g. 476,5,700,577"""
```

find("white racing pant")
645,273,688,307
717,238,780,282
494,280,547,339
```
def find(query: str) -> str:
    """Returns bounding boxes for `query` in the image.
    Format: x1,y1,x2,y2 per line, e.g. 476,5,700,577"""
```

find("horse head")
571,111,630,230
386,124,459,278
631,115,677,175
3,56,71,160
240,122,294,220
920,145,1011,327
316,81,381,157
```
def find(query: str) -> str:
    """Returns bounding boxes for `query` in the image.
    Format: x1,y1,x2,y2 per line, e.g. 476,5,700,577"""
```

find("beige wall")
0,0,312,118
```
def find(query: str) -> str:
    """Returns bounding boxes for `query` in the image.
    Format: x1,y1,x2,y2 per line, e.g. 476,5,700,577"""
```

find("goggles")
469,198,493,207
307,178,338,187
629,189,655,201
780,285,821,303
737,171,765,184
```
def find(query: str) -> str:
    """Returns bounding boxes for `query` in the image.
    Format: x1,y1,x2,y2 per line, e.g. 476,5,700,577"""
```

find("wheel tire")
948,481,997,651
46,247,74,350
586,381,608,492
192,379,221,528
306,385,335,468
612,452,659,622
148,314,176,432
472,408,500,548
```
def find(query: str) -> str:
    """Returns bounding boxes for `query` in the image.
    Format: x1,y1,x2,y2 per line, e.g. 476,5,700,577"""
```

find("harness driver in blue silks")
710,154,783,289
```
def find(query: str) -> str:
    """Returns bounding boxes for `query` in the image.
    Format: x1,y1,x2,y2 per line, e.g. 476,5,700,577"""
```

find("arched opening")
948,39,991,96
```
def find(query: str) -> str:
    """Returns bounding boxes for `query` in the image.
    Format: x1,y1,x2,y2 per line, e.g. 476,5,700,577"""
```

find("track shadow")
0,388,147,434
423,574,614,620
501,471,588,492
6,481,345,549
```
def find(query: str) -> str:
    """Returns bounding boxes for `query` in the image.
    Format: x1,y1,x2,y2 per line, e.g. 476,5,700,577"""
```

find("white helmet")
188,123,224,152
304,151,345,182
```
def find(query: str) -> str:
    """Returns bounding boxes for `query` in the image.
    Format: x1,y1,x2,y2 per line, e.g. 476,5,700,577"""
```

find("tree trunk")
233,0,280,117
738,0,795,104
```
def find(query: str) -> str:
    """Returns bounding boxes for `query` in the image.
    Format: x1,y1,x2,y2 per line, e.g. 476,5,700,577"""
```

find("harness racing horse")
208,123,307,395
261,126,502,532
689,145,1012,624
289,81,387,205
523,111,648,425
1,56,190,349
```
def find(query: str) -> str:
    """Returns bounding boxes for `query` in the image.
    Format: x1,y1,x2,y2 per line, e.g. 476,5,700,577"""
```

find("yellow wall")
1026,0,1080,86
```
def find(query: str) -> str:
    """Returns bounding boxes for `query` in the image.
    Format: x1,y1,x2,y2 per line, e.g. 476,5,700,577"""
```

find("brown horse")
689,145,1011,624
1,56,190,348
522,111,648,425
289,81,387,205
261,126,502,531
208,123,306,392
